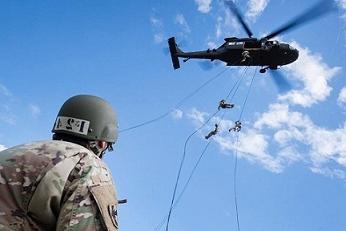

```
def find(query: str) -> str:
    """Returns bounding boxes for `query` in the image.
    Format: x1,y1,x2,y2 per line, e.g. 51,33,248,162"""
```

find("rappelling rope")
162,66,249,231
234,134,241,231
154,141,211,231
164,110,219,231
238,67,257,121
163,66,256,231
119,67,229,133
233,67,257,231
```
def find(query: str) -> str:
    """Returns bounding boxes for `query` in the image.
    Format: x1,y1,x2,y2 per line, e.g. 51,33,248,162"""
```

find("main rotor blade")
224,0,253,38
263,0,336,40
269,70,292,92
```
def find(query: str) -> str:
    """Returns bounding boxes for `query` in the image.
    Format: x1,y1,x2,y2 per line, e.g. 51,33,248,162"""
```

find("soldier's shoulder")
67,150,113,186
2,140,92,158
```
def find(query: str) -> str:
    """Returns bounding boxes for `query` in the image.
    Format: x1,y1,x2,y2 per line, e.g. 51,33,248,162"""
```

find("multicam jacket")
0,140,119,231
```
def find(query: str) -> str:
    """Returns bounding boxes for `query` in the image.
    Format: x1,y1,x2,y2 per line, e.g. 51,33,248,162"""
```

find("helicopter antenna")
224,0,253,38
263,0,337,40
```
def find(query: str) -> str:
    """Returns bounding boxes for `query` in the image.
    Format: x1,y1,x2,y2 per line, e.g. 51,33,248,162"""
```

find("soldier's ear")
97,141,107,149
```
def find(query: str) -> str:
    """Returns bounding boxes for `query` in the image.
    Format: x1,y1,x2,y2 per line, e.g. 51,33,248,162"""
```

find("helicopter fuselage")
168,37,299,70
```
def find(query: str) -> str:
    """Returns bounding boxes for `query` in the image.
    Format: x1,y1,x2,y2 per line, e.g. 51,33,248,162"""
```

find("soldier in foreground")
0,95,121,230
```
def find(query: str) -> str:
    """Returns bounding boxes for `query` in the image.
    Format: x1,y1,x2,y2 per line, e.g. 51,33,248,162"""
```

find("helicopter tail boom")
168,37,181,69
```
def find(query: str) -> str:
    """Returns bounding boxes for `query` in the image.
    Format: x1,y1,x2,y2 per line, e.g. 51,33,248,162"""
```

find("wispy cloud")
337,0,346,19
338,87,346,108
175,14,191,34
0,105,16,125
215,16,223,39
195,0,213,14
0,83,11,96
150,15,165,44
279,41,341,107
207,1,243,46
29,104,41,118
0,83,16,125
171,109,183,120
187,108,208,126
311,166,345,179
246,0,270,22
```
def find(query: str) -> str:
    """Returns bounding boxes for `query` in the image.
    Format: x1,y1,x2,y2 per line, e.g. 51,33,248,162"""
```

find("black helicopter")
168,0,335,74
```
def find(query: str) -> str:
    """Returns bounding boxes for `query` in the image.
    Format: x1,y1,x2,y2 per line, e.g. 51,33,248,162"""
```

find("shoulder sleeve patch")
89,184,118,231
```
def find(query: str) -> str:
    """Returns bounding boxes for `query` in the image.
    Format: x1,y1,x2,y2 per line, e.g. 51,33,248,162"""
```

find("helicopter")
168,0,336,74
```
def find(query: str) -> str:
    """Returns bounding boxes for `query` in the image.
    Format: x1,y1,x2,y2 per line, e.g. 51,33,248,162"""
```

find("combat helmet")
52,95,118,143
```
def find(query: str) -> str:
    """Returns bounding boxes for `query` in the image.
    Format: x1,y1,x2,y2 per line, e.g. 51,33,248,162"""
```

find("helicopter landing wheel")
259,68,266,73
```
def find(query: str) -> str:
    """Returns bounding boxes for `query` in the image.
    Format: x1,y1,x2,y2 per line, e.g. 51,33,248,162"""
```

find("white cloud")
246,0,270,22
337,87,346,107
253,103,346,175
175,14,191,34
187,108,209,126
195,0,212,13
307,125,346,167
279,41,341,107
337,0,346,19
311,167,345,179
0,145,6,152
254,103,313,130
150,16,165,44
206,1,242,45
339,0,346,8
0,104,16,125
214,129,293,173
187,108,295,173
215,16,223,39
187,104,346,177
224,4,241,34
154,33,164,43
29,104,41,118
207,41,218,49
171,109,183,120
150,16,163,28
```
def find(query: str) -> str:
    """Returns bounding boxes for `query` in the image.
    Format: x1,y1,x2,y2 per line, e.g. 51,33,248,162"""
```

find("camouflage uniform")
0,140,119,231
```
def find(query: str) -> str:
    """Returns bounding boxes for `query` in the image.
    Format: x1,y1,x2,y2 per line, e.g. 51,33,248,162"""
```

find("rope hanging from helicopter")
162,66,251,231
119,67,229,133
153,57,247,231
232,67,257,231
233,134,241,231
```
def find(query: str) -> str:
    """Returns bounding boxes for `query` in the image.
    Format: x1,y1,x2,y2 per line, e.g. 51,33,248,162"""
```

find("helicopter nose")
291,48,299,62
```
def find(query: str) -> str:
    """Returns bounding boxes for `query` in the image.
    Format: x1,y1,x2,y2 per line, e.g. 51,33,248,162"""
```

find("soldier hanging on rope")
240,50,251,63
205,124,219,139
229,120,242,132
218,99,234,110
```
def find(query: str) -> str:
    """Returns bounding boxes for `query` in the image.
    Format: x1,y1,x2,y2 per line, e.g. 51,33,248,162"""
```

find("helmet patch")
54,116,90,135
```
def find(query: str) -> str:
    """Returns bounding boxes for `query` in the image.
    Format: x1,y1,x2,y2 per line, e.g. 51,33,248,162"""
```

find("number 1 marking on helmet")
54,116,90,135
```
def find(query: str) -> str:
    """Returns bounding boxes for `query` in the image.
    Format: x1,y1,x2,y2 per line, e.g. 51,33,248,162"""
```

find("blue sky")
1,0,346,230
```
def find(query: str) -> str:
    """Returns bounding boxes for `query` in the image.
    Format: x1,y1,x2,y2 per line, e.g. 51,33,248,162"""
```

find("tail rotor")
168,37,181,69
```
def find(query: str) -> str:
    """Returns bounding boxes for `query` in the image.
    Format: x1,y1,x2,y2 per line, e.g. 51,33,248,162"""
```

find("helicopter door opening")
244,41,261,49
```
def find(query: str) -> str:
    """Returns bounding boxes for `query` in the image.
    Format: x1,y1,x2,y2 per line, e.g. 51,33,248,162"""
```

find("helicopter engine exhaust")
168,37,181,69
